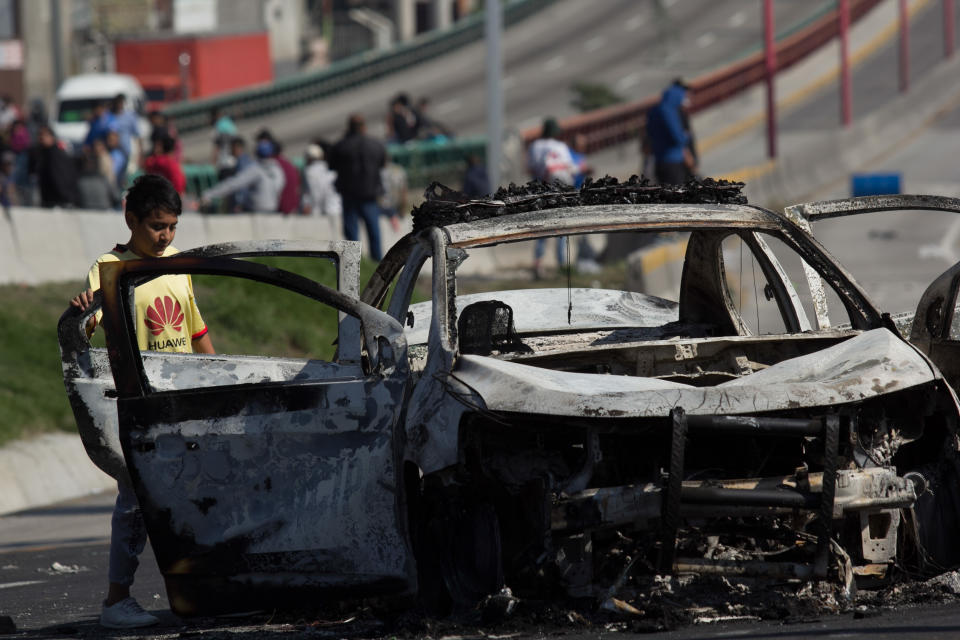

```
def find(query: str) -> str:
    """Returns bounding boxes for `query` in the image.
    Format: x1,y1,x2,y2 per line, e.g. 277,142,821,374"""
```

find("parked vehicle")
59,181,960,616
52,73,148,153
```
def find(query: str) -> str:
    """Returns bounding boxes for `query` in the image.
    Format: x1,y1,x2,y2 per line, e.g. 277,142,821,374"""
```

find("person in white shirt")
527,117,578,278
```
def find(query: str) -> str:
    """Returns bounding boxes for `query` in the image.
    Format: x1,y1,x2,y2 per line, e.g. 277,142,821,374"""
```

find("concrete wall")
0,208,407,286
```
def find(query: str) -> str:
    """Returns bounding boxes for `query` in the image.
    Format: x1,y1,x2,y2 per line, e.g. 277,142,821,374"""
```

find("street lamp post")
485,0,503,192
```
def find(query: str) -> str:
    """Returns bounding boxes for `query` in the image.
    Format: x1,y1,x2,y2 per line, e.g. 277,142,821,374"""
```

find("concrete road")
176,0,831,163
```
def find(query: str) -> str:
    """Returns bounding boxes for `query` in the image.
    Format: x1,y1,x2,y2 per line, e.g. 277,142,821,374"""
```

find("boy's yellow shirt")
86,244,207,353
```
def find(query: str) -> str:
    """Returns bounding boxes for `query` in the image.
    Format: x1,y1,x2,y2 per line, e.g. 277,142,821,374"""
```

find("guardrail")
183,136,487,197
164,0,556,134
523,0,884,152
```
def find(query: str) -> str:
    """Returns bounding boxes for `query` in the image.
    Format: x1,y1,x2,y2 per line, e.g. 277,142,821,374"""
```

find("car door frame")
96,254,414,615
58,240,363,483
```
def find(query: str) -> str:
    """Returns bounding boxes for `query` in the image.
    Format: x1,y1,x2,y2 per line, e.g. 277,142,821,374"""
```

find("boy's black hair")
125,174,182,220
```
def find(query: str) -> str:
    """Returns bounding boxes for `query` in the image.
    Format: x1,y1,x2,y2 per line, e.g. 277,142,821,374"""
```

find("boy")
70,173,214,628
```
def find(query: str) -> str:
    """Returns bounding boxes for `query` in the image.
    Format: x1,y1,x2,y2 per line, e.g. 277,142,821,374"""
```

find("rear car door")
72,247,412,616
911,259,960,391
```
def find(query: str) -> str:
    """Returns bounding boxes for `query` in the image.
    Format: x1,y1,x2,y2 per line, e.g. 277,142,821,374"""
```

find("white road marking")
697,32,716,48
616,72,643,90
584,36,606,53
728,10,747,28
919,218,960,264
544,55,566,72
0,580,45,590
625,15,644,32
434,99,461,116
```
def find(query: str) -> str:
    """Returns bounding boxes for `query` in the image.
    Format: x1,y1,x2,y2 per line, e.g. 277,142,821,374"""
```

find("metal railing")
522,0,884,152
182,136,487,198
164,0,556,134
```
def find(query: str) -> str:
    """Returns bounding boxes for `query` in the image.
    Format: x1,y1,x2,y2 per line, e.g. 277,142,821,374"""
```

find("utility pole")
946,0,956,59
485,0,503,191
50,0,64,88
899,0,909,93
839,0,852,127
763,0,776,159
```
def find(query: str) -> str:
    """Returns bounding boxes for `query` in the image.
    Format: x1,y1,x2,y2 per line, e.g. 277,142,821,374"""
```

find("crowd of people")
0,92,173,213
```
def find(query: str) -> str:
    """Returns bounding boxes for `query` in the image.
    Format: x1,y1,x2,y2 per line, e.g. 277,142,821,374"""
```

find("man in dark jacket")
645,81,695,185
33,125,80,208
329,114,386,260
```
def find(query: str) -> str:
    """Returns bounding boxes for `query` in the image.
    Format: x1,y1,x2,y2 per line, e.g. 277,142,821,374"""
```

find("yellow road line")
700,0,933,155
640,239,688,273
716,159,779,183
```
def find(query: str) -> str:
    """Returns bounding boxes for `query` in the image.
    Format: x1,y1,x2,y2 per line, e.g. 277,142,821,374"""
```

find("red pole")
899,0,909,93
764,0,777,159
839,0,852,127
946,0,956,59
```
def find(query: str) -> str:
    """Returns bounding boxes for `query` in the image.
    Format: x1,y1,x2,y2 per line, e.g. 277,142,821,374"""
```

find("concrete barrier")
0,209,409,286
0,433,115,516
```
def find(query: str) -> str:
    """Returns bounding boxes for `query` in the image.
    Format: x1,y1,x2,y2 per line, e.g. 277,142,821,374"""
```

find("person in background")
105,129,128,189
387,93,417,143
273,141,301,215
70,174,214,629
0,151,15,215
147,110,181,163
92,138,117,194
211,108,238,181
84,101,115,150
77,147,120,210
569,133,601,273
8,119,32,206
0,95,21,132
227,136,254,212
144,134,186,195
379,160,408,233
527,117,577,279
461,153,490,198
110,94,141,168
200,138,285,213
645,79,696,185
329,113,387,260
414,96,451,142
32,124,79,208
302,142,342,233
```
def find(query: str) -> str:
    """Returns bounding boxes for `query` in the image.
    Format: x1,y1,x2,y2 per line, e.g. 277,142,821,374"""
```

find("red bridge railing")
522,0,884,153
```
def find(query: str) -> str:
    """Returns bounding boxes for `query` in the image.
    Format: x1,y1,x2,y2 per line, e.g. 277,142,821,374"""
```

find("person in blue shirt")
109,94,141,162
645,80,696,185
84,101,116,149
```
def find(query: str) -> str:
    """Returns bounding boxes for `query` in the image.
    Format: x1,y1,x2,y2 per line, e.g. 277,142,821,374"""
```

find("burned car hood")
453,329,937,417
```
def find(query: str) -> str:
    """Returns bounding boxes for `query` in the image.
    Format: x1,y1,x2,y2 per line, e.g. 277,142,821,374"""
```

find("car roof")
56,74,144,99
442,203,786,248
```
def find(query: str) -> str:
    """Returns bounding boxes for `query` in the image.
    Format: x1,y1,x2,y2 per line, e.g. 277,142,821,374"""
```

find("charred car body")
60,181,960,616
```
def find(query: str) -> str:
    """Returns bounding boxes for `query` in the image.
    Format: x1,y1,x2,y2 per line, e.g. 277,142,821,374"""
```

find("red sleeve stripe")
191,326,208,340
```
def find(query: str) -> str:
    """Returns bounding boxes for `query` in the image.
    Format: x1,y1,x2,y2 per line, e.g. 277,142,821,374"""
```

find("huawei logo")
145,296,184,336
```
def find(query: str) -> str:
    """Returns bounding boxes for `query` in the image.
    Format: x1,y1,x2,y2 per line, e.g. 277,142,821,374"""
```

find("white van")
52,73,149,156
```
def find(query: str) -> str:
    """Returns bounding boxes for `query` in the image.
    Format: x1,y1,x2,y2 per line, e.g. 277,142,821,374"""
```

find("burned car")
59,181,960,617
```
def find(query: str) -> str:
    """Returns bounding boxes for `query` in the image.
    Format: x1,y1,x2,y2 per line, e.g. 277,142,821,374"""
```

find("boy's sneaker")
100,597,159,629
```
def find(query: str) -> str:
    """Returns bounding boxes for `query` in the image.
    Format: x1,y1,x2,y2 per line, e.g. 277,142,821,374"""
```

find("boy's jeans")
108,481,147,586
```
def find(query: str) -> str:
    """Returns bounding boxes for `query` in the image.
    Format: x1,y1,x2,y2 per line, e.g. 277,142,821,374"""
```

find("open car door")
59,242,413,616
911,258,960,392
58,240,363,485
783,194,960,330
